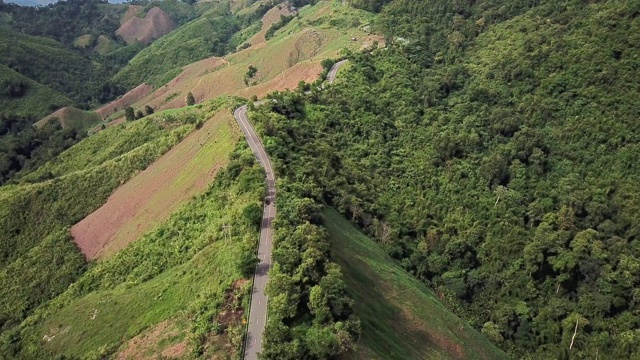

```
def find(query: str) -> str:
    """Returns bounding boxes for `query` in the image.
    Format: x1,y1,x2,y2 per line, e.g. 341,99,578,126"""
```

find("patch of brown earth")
116,7,175,45
71,111,236,259
248,2,297,46
117,319,187,360
121,5,144,25
95,83,153,119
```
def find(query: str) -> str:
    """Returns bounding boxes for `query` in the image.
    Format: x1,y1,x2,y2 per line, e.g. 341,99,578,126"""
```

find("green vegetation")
249,0,640,358
244,65,257,86
114,3,246,88
262,183,360,359
186,91,196,106
265,14,295,40
0,114,84,185
35,107,102,131
0,141,265,359
1,0,121,46
325,208,506,360
125,106,135,121
0,107,204,333
0,2,129,111
0,65,72,118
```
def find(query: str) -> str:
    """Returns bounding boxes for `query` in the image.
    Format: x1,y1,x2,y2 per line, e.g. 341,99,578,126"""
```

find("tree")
144,105,154,116
124,106,134,121
186,92,195,106
135,110,144,120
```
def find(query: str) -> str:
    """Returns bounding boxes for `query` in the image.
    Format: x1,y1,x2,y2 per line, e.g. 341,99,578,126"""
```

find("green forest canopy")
250,0,640,358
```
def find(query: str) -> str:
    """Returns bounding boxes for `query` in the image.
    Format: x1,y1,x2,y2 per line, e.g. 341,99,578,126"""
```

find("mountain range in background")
5,0,128,6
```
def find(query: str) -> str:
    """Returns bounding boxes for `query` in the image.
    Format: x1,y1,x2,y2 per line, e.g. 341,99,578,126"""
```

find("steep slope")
0,65,71,118
35,107,102,131
1,144,263,359
0,29,96,117
325,208,507,360
113,2,244,87
248,0,640,358
116,6,176,45
118,0,379,115
72,107,239,259
0,109,198,334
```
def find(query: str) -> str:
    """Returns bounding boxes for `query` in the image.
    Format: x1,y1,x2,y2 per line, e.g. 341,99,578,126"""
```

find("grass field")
35,106,103,131
324,208,508,360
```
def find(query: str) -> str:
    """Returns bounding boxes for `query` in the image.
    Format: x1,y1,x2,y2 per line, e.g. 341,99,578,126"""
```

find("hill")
113,1,250,88
111,0,380,117
0,107,201,335
35,107,102,131
0,65,72,118
71,105,239,259
0,138,264,359
116,6,176,45
248,0,640,358
325,208,507,360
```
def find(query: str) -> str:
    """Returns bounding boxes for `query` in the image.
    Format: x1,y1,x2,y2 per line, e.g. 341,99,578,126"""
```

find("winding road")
235,59,347,360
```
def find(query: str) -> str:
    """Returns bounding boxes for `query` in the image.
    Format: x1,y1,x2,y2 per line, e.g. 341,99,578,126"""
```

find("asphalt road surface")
327,59,348,83
234,104,275,360
237,59,347,360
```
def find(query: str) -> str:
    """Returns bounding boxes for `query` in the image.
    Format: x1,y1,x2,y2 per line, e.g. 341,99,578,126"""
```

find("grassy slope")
0,65,72,118
35,107,103,131
131,0,379,114
85,108,239,259
324,208,507,360
0,109,199,332
0,28,97,112
7,148,264,359
113,2,244,88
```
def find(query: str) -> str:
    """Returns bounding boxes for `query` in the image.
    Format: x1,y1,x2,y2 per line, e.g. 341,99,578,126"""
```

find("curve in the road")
236,60,347,360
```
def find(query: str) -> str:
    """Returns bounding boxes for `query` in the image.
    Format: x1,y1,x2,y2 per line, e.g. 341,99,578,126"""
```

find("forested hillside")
250,0,640,358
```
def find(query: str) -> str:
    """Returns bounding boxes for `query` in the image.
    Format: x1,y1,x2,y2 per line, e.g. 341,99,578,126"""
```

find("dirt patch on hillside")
117,319,187,360
241,61,322,98
71,111,237,259
116,7,175,45
96,84,153,119
248,2,297,47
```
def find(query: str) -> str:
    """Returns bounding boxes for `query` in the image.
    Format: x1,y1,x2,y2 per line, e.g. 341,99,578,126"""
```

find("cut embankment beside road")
324,208,508,360
72,108,240,260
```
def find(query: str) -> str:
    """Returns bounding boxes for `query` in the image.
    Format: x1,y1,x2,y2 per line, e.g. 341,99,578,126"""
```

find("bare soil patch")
248,3,297,47
71,111,237,259
95,83,153,119
116,7,175,45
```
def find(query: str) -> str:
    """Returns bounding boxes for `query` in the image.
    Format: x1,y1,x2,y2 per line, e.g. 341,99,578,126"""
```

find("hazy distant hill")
5,0,128,6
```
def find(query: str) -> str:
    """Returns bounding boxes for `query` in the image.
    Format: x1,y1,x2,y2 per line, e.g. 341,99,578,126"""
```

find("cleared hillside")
72,106,239,259
112,0,380,118
1,143,264,359
116,6,176,45
113,1,247,87
325,208,507,360
0,108,200,334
